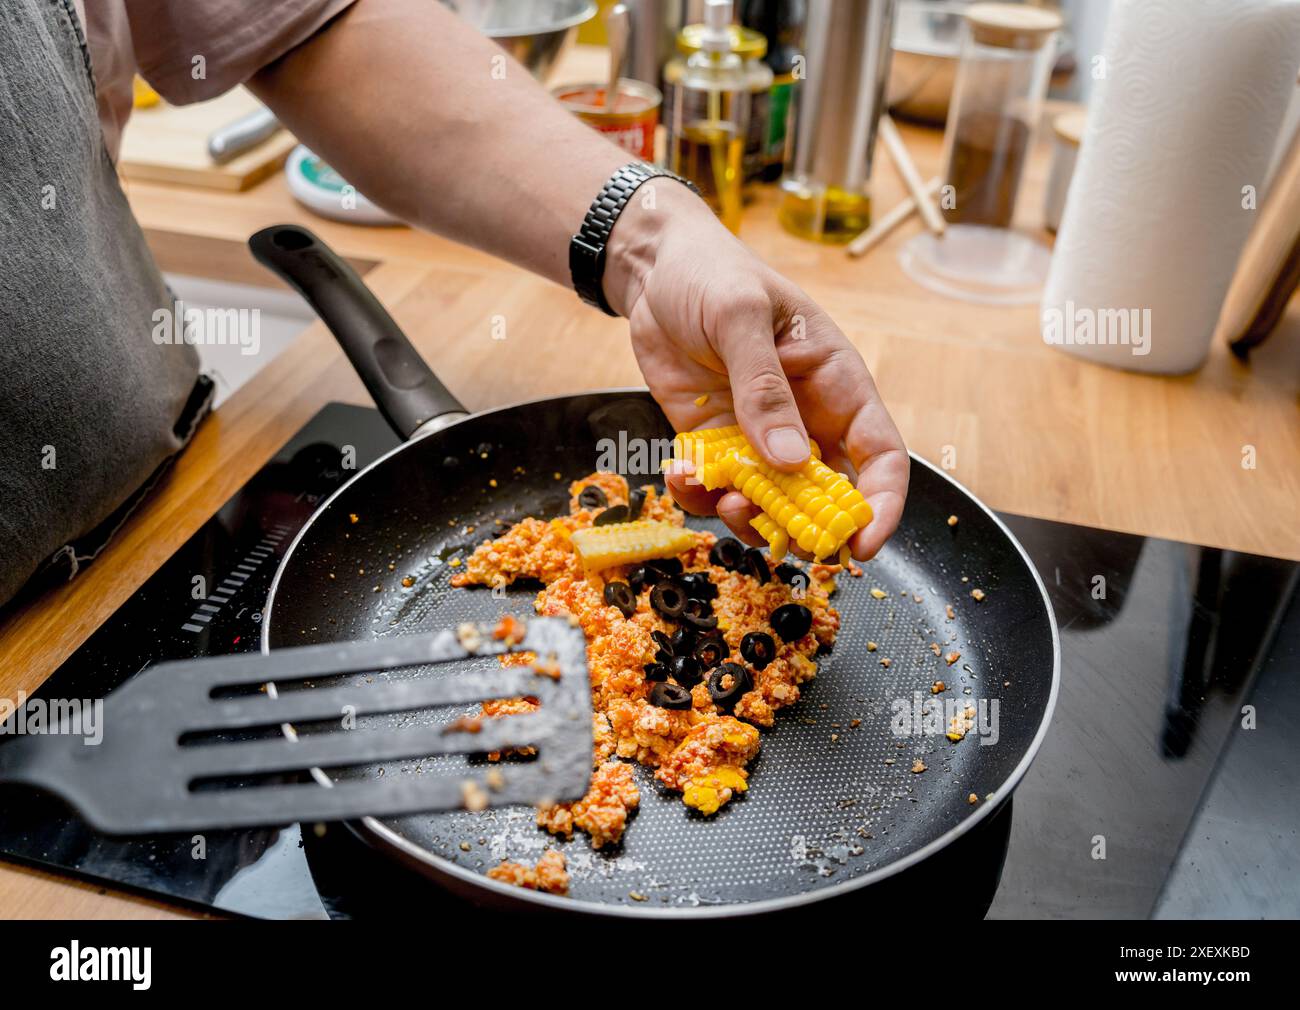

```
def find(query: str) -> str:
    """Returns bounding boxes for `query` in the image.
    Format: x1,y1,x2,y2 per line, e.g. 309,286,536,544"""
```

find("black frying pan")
250,225,1059,918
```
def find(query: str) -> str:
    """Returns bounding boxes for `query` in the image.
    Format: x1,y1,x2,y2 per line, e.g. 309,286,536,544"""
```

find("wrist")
603,177,700,318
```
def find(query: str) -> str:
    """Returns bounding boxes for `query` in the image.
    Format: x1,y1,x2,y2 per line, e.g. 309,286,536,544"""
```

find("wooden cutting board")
118,87,296,191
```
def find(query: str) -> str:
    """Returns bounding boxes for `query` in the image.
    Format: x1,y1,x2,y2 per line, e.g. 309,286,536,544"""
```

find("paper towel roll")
1041,0,1300,374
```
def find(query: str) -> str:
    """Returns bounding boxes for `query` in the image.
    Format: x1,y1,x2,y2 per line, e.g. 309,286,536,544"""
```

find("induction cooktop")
0,402,1294,919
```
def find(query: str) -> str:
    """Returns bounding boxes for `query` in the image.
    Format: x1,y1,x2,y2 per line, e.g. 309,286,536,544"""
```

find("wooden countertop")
2,47,1298,919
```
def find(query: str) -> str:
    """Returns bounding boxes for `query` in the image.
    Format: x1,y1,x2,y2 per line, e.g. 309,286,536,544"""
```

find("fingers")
713,297,811,473
664,461,723,517
716,491,766,547
842,397,910,561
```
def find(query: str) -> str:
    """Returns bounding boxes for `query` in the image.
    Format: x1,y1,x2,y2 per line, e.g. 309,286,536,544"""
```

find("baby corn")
569,520,696,571
674,427,871,563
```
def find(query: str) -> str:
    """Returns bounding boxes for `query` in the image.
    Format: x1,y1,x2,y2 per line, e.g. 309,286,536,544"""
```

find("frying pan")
251,225,1059,918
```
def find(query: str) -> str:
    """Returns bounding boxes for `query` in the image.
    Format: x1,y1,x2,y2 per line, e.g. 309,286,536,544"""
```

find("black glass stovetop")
0,402,1295,920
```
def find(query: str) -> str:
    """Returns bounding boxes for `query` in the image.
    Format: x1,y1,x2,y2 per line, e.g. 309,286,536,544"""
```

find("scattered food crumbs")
945,651,961,666
459,841,472,852
884,758,895,766
489,479,498,488
456,623,484,653
912,594,923,603
448,557,462,567
971,588,986,602
693,393,710,407
629,891,648,902
931,680,945,694
930,642,941,656
945,604,955,620
485,768,505,791
947,515,958,527
491,614,527,645
850,718,861,728
968,793,979,805
487,850,569,896
401,576,415,588
870,588,887,600
328,573,335,580
879,657,892,668
911,759,927,774
553,472,562,480
831,733,840,742
349,513,359,524
372,584,381,593
461,780,489,812
847,561,863,577
961,576,969,583
867,641,878,652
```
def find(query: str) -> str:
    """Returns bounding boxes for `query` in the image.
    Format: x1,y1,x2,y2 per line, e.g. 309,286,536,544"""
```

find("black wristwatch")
569,162,699,316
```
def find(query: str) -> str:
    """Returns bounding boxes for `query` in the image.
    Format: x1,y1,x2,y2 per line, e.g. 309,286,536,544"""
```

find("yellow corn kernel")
569,520,696,571
672,428,872,563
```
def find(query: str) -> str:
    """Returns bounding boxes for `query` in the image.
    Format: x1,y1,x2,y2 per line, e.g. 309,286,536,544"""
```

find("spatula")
0,618,592,833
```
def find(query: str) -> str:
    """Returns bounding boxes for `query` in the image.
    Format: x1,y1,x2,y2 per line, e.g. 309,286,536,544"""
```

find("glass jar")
666,0,750,232
940,2,1062,227
778,0,895,244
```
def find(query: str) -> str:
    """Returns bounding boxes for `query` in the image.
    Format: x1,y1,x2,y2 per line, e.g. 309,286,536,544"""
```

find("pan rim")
262,388,1060,918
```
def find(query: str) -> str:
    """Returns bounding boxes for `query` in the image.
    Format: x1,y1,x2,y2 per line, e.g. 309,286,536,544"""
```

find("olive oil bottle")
667,0,749,233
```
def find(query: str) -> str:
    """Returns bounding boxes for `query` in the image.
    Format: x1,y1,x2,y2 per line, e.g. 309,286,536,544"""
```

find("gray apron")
0,0,211,607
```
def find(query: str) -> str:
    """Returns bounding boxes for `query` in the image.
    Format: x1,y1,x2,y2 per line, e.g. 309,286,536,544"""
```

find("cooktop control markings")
180,524,293,635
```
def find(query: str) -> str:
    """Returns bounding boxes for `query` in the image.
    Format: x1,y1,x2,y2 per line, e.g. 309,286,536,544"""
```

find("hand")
604,181,909,561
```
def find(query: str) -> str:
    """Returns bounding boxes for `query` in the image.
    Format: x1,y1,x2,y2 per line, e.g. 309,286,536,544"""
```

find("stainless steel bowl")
887,0,967,126
444,0,599,82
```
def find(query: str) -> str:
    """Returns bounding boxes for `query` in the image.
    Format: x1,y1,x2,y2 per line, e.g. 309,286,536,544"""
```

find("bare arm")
250,0,908,559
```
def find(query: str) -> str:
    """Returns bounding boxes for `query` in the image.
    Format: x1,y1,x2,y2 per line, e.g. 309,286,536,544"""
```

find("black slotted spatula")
0,618,592,833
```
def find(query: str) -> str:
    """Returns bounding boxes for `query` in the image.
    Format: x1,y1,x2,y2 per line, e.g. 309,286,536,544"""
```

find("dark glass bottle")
739,0,805,182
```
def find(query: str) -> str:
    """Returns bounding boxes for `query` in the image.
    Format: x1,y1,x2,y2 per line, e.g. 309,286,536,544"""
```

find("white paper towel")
1041,0,1300,373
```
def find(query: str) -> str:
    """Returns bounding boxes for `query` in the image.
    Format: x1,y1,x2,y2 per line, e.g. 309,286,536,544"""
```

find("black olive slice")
643,662,669,682
692,636,727,671
670,654,702,687
602,581,636,618
650,682,693,710
740,631,776,670
628,564,651,594
670,627,697,656
654,649,674,666
578,485,608,510
681,597,719,631
628,488,647,520
708,537,745,570
651,630,674,653
770,603,813,642
593,504,630,527
646,557,684,578
708,663,752,708
741,547,770,583
650,581,687,620
678,571,718,601
775,562,806,587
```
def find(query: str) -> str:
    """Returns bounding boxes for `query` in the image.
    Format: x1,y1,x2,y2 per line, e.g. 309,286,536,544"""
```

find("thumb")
715,299,810,472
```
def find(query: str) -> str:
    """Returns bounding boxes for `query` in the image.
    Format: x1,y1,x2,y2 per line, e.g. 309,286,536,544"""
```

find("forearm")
250,0,670,296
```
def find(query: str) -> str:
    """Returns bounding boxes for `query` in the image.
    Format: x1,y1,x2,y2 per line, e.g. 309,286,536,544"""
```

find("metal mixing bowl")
444,0,599,82
887,0,967,126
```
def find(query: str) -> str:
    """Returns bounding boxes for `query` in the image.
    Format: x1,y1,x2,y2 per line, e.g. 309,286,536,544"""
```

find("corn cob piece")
672,428,872,562
569,520,696,571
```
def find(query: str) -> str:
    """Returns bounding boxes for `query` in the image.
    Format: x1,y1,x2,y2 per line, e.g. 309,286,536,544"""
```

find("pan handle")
248,224,468,440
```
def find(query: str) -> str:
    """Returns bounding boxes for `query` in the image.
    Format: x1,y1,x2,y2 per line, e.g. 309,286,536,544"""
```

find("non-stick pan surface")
262,391,1057,916
250,225,1058,918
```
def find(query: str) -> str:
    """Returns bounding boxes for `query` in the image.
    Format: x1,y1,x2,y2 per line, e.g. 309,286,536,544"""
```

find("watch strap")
570,163,698,316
